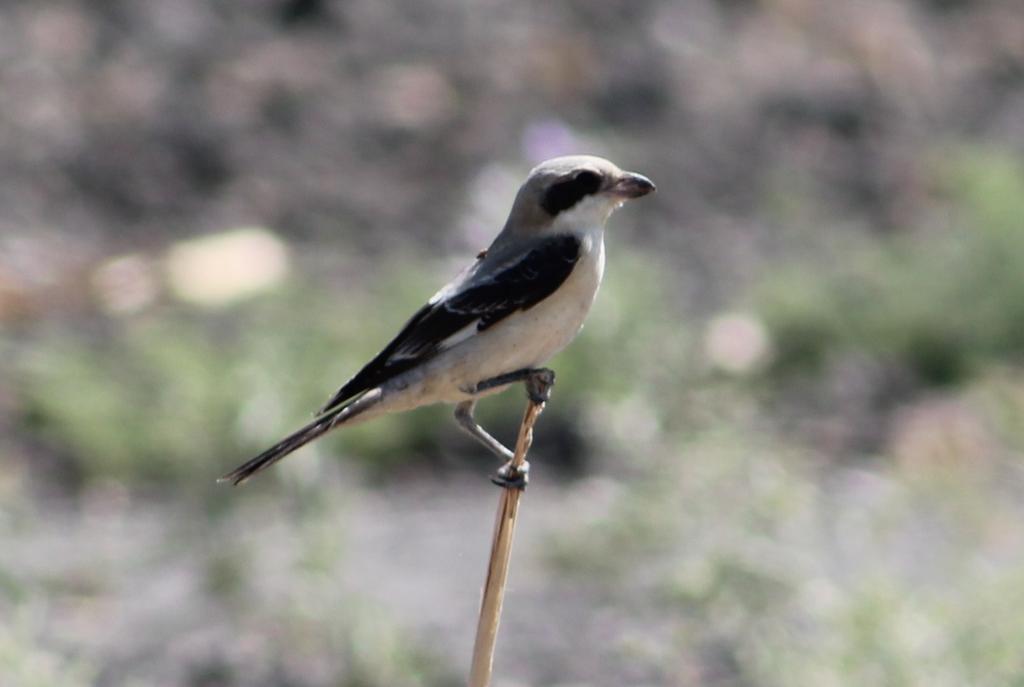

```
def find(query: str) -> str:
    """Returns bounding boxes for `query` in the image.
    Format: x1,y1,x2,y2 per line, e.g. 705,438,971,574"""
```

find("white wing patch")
387,317,480,362
436,320,480,350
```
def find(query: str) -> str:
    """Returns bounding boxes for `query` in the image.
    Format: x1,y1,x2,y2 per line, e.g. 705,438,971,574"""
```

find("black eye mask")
540,171,603,215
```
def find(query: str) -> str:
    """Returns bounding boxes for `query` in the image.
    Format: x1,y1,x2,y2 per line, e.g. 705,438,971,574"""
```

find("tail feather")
221,390,382,485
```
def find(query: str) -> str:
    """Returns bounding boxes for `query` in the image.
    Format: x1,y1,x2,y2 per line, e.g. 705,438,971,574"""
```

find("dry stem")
468,396,546,687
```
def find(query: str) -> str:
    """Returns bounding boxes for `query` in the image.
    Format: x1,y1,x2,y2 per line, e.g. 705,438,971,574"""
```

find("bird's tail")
220,389,382,486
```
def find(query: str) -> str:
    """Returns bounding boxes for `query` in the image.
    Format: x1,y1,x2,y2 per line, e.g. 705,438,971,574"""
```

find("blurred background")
2,0,1024,685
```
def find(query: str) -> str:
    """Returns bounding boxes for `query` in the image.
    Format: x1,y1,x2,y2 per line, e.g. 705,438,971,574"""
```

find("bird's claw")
491,460,529,490
526,369,555,405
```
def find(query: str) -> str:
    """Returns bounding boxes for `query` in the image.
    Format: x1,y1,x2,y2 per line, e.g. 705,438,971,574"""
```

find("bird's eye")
540,170,604,215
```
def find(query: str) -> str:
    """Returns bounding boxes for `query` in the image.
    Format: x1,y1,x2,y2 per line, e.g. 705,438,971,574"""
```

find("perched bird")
221,155,655,486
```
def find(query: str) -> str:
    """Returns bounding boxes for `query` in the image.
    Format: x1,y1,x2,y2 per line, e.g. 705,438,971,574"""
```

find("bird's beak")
610,172,656,199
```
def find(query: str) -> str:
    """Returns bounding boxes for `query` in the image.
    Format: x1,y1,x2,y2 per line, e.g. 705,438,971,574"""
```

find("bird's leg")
464,368,556,489
454,400,527,488
454,400,514,462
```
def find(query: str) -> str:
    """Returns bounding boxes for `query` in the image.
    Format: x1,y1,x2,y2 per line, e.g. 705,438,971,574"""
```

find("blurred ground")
2,0,1024,685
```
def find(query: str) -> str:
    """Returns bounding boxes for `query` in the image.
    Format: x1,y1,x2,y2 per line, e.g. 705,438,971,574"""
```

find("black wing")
316,234,581,415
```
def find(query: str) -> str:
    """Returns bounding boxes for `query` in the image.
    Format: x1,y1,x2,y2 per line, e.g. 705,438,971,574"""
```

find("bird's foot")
525,369,555,405
491,460,529,490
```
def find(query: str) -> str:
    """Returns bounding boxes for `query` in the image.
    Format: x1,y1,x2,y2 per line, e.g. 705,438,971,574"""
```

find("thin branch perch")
468,391,548,687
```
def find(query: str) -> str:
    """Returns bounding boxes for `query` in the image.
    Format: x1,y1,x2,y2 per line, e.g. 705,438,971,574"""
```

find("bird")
221,155,655,486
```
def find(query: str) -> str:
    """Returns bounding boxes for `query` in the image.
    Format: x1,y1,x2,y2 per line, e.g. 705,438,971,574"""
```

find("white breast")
489,228,606,369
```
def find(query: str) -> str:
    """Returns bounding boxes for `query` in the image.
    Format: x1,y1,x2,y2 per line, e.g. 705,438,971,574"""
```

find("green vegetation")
760,149,1024,387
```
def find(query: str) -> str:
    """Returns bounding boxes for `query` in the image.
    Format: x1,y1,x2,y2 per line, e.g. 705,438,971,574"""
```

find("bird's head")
502,155,656,238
